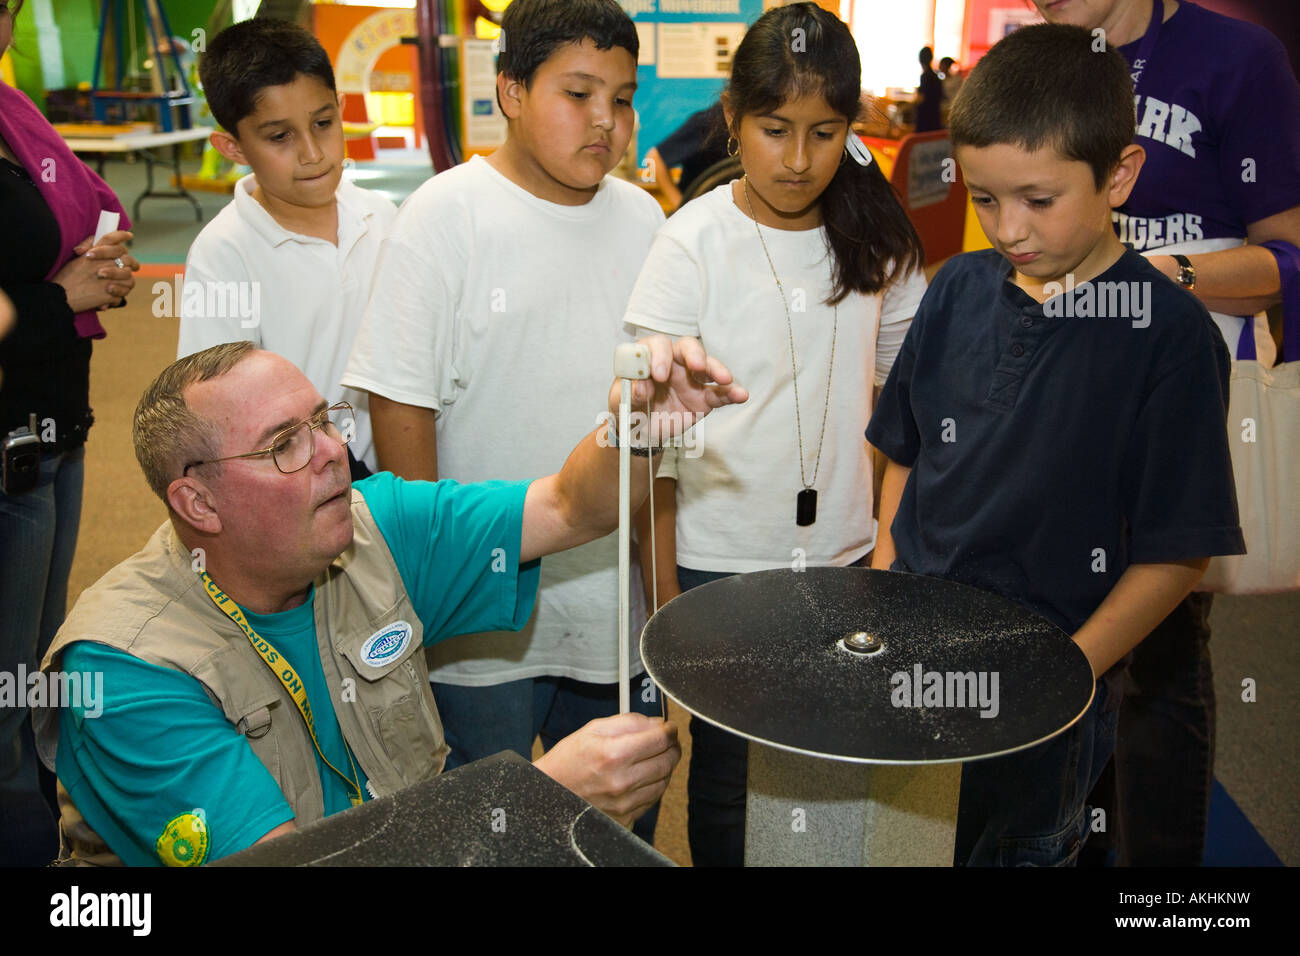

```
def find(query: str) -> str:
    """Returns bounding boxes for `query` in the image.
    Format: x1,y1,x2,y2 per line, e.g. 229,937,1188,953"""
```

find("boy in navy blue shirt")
866,23,1244,866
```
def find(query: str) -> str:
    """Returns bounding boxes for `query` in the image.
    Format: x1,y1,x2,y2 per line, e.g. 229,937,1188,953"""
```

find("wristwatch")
605,421,662,457
1171,254,1196,291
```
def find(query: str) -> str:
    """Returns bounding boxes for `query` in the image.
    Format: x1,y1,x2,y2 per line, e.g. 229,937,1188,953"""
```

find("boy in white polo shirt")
177,19,395,475
342,0,668,838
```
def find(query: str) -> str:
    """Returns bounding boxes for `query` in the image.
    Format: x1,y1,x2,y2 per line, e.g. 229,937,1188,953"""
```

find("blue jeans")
0,446,84,866
432,673,664,843
1111,592,1215,865
955,674,1118,866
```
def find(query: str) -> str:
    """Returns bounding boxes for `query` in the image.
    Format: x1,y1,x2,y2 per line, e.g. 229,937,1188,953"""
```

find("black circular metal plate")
641,568,1095,764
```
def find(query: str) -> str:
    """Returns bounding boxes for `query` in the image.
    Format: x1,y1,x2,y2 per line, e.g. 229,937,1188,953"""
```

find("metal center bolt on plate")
840,631,883,655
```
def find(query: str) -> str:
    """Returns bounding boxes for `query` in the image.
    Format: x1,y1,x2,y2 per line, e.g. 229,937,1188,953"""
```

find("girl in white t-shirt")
624,1,927,866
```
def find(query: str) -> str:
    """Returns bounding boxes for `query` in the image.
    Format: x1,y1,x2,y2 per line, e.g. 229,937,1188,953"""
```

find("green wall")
12,0,232,112
12,0,101,103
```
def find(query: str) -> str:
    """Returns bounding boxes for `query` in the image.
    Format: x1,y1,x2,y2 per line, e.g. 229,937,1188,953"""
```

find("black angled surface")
641,568,1094,764
215,751,674,867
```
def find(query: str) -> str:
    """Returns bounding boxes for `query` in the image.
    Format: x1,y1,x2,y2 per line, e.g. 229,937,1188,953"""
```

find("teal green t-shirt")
57,473,540,866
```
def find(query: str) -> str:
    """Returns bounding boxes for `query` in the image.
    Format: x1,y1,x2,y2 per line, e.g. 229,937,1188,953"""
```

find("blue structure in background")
627,0,765,167
91,0,196,132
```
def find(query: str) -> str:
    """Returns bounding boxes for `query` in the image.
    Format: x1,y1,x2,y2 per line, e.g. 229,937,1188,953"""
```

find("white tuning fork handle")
618,377,632,715
613,342,650,716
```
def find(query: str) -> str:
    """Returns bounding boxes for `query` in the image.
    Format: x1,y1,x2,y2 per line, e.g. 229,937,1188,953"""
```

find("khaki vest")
36,491,449,865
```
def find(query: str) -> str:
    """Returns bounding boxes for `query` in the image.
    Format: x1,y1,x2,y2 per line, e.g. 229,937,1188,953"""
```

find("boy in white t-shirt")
177,19,395,474
341,0,668,838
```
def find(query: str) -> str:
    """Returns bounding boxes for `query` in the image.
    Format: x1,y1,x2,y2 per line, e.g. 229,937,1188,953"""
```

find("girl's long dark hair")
727,2,923,303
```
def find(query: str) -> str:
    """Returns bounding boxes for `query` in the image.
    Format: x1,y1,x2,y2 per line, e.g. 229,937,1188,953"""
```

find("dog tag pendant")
796,488,817,526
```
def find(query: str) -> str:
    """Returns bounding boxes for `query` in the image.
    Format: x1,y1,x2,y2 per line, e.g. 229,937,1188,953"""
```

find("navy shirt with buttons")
866,248,1245,639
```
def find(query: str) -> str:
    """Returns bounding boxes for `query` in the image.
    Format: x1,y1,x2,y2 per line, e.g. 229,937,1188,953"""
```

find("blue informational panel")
622,0,766,167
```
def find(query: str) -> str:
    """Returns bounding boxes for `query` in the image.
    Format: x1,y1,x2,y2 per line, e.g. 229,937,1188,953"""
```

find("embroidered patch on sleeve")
155,811,210,867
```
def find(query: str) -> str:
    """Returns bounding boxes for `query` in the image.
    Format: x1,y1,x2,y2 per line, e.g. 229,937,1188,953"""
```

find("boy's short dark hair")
199,18,336,135
949,23,1134,188
496,0,638,88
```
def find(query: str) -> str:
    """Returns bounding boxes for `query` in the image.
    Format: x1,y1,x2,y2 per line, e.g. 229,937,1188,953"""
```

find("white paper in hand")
93,210,121,245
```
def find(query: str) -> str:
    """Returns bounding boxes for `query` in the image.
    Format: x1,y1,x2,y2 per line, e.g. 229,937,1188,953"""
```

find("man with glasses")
34,339,745,866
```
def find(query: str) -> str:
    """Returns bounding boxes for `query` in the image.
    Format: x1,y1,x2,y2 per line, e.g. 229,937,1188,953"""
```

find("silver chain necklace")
742,176,837,527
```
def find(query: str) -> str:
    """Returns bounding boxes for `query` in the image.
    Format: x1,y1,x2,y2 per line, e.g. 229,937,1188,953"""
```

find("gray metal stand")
745,744,961,866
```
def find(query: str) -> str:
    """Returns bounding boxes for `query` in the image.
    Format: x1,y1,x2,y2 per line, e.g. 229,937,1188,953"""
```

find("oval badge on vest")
361,621,414,668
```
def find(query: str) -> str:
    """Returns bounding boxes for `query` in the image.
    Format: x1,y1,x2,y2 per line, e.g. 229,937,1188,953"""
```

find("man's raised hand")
607,334,748,444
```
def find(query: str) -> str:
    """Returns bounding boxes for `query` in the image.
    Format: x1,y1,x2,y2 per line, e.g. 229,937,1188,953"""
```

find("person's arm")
0,289,11,390
868,382,888,522
1071,559,1209,677
650,106,720,211
644,147,682,210
872,267,926,520
56,642,295,866
629,347,680,610
871,456,910,570
57,231,138,311
870,435,886,520
79,230,139,305
254,820,297,844
1,235,136,373
1140,38,1300,317
634,476,679,608
1092,308,1242,676
0,276,79,357
10,231,140,329
532,712,681,825
0,289,12,338
866,286,925,570
370,393,438,481
520,334,746,563
359,475,685,825
1147,205,1300,316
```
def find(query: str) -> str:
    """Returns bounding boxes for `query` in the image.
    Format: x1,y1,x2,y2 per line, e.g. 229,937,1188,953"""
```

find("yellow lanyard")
199,571,363,807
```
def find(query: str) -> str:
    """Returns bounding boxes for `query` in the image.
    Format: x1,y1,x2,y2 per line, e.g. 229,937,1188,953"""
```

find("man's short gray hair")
133,342,256,500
